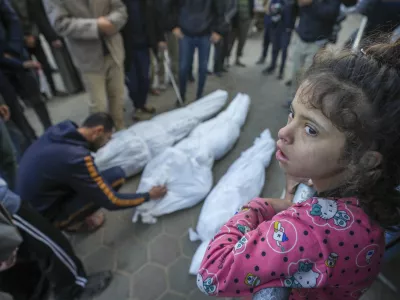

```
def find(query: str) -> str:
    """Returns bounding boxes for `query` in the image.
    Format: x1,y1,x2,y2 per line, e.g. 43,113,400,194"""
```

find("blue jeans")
126,48,150,109
179,35,211,100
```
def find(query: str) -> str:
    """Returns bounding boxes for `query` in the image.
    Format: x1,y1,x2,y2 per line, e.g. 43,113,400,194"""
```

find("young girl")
197,40,400,299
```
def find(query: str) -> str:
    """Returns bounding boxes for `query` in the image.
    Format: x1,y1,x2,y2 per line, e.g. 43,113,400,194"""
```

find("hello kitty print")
306,198,354,230
198,198,385,299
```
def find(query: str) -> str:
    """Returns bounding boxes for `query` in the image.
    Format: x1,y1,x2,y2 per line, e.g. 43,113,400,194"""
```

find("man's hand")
23,60,41,70
298,0,313,7
158,41,167,51
24,35,36,48
149,186,167,199
210,32,222,44
172,27,184,39
263,198,293,214
0,105,10,121
51,39,63,48
97,17,116,36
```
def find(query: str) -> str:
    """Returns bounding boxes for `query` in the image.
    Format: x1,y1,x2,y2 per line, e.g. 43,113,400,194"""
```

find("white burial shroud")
188,129,276,275
132,93,251,224
94,90,228,177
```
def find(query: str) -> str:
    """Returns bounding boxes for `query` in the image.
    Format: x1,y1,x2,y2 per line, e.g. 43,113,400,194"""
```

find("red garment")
197,197,385,299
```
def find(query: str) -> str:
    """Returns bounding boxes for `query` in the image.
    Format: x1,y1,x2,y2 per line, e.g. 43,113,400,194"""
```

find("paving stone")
150,234,181,266
133,220,163,243
158,292,186,300
94,273,130,300
131,264,167,300
84,247,115,274
181,233,201,258
190,204,204,228
72,228,103,258
117,236,148,274
103,210,136,248
163,209,195,237
168,257,195,294
189,289,213,300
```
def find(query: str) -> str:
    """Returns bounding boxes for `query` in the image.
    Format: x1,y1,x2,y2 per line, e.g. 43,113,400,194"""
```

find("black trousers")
43,167,125,230
2,68,52,131
27,38,57,94
0,202,87,300
0,70,37,145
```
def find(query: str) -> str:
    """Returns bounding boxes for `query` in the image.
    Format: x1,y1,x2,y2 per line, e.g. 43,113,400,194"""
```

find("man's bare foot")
65,212,105,233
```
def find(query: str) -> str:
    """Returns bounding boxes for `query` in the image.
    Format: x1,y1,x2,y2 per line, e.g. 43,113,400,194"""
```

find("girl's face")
277,84,347,189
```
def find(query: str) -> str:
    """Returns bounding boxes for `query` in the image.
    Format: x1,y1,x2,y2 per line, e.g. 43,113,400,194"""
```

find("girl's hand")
285,174,313,202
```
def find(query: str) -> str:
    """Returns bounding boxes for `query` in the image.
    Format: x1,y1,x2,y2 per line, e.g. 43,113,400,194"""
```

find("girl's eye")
305,125,318,136
288,111,294,119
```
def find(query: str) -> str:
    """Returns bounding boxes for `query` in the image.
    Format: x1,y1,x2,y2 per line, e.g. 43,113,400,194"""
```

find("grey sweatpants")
288,33,327,101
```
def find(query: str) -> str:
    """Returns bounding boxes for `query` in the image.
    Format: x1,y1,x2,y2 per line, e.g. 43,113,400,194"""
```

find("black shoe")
207,70,213,75
188,75,195,83
214,72,223,78
256,57,265,65
78,271,113,299
222,68,228,73
53,91,69,97
277,73,284,80
285,80,292,87
262,65,275,75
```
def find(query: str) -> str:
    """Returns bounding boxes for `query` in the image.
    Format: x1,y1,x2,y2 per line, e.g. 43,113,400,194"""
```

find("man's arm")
211,0,227,35
164,0,180,31
68,155,150,211
42,0,99,39
104,0,127,31
153,2,166,44
10,0,36,36
0,0,24,57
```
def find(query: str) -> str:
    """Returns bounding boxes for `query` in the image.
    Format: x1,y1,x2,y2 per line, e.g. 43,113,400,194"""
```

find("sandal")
150,89,161,96
141,106,156,114
65,212,105,233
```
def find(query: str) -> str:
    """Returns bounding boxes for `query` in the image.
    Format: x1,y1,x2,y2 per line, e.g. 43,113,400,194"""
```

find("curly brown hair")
299,40,400,228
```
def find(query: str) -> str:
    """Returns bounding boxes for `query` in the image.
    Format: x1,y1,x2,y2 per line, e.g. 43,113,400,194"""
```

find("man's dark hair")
82,113,115,132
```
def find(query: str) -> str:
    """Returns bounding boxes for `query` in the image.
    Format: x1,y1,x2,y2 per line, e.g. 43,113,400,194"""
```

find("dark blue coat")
0,0,26,70
16,121,150,213
296,0,341,42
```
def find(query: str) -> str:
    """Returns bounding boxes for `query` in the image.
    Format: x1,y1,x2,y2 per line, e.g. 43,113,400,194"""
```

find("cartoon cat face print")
284,262,320,289
197,272,218,296
309,198,352,229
